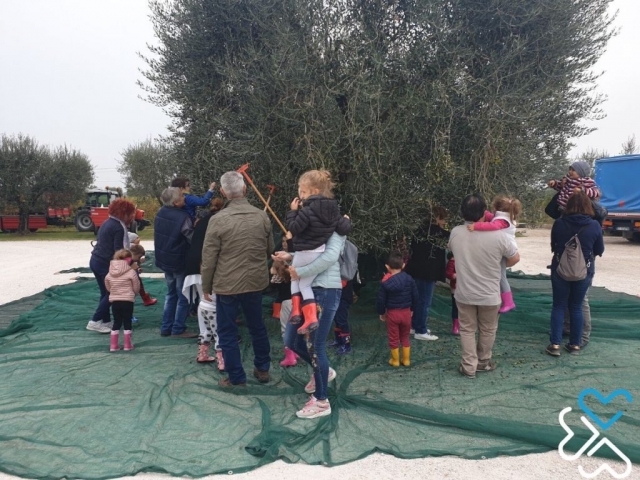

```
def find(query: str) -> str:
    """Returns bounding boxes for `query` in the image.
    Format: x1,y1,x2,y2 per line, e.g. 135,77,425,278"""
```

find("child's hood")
109,259,132,277
305,195,339,224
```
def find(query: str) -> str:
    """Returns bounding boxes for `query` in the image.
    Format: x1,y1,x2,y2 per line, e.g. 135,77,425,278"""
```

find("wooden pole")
236,164,287,234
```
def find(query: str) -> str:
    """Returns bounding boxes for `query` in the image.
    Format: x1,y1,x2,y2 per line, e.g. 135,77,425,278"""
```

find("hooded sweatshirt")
105,259,141,302
286,195,351,251
551,214,604,276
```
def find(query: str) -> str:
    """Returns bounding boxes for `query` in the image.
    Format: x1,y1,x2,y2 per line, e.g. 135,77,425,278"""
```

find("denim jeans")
550,270,594,346
284,287,341,401
216,291,271,384
412,279,435,334
160,272,189,335
90,256,111,324
333,280,353,334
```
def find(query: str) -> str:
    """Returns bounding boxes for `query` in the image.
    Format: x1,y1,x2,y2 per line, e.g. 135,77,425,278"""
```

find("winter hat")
571,161,591,178
127,232,139,243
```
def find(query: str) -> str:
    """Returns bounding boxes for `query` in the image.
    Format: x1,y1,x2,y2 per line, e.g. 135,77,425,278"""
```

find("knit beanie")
571,161,591,178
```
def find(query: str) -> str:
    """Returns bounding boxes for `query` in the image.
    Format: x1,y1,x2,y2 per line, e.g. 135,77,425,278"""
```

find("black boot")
328,328,341,348
336,334,352,355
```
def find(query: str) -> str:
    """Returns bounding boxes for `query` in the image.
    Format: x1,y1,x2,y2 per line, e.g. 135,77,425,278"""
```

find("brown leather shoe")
171,331,198,338
218,377,246,387
253,368,270,384
476,361,497,373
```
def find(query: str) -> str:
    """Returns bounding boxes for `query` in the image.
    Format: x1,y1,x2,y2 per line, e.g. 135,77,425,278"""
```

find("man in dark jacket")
201,171,275,387
378,251,419,367
154,187,196,338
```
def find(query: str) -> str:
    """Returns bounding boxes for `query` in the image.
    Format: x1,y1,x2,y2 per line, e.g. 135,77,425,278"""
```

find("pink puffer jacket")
105,260,140,302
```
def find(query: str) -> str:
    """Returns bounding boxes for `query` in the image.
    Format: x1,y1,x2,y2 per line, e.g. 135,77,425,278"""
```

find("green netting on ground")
0,273,639,479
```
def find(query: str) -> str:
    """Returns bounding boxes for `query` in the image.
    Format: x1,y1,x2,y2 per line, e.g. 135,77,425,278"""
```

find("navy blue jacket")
154,206,192,274
91,217,127,264
377,271,419,314
551,214,604,275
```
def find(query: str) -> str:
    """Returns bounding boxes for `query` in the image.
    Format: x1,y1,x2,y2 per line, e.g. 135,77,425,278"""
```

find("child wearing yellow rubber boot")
377,251,419,367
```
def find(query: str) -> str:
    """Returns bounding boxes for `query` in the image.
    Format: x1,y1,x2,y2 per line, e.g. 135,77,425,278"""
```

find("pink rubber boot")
110,331,120,352
499,291,516,313
123,330,134,351
451,319,460,336
279,347,297,367
216,350,225,371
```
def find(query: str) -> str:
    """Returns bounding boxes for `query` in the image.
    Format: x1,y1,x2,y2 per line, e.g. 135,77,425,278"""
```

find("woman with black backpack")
546,192,604,357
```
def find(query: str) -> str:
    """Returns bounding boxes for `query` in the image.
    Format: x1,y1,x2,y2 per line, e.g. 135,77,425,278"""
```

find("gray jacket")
201,197,274,295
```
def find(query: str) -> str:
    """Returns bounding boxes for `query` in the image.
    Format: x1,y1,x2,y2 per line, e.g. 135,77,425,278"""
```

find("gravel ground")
0,229,638,480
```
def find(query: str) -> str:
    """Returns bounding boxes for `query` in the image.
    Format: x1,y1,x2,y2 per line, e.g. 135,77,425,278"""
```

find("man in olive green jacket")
201,171,274,386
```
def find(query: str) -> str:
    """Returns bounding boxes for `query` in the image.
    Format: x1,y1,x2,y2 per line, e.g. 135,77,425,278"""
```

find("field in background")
0,226,154,242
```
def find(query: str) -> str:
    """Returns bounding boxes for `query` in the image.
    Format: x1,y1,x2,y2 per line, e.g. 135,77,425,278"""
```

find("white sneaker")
87,321,112,333
304,367,337,394
414,332,439,341
410,329,415,334
296,396,331,419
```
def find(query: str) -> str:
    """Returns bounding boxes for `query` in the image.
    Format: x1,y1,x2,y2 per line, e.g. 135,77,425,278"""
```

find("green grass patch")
0,226,154,242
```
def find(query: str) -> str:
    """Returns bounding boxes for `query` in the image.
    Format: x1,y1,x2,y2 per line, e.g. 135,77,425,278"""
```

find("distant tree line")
0,134,94,234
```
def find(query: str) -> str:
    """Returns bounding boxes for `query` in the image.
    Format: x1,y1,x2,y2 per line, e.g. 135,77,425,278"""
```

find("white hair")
220,171,245,198
161,187,182,206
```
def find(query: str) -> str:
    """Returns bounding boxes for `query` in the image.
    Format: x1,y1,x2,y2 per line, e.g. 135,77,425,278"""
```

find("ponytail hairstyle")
492,196,522,224
298,170,336,198
113,249,133,263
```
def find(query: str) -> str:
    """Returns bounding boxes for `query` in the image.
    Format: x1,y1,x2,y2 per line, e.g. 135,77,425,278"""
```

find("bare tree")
620,134,638,155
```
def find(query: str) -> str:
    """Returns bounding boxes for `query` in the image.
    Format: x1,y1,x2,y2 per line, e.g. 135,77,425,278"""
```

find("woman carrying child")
467,196,522,313
105,249,140,352
285,170,351,334
546,192,604,357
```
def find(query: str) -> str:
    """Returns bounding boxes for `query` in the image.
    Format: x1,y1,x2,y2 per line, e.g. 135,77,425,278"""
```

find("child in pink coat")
467,196,522,313
105,249,140,352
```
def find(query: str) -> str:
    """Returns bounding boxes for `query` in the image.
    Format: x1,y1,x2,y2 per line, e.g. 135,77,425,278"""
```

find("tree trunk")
18,205,30,235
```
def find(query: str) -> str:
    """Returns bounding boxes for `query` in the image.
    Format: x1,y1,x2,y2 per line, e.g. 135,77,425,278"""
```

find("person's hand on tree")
209,182,216,191
290,197,301,211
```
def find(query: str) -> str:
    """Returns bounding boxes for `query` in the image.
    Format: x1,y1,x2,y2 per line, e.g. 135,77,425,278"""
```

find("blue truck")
594,154,640,242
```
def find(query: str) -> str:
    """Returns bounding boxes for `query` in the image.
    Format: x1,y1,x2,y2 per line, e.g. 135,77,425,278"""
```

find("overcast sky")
1,0,638,190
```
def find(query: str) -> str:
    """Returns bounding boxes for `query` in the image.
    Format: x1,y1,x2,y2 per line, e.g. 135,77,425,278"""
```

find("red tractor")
75,188,149,233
